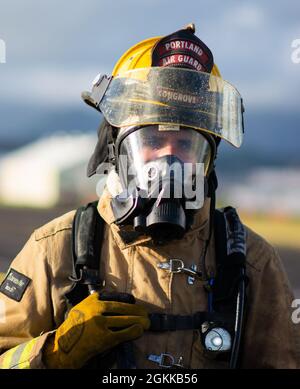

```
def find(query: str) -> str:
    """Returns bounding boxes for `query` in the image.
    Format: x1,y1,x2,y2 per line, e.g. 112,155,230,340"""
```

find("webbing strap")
72,201,103,269
66,201,104,306
213,207,247,309
149,311,230,332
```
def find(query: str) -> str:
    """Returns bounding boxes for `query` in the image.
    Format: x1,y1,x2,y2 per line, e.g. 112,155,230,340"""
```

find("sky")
0,0,299,153
0,0,299,107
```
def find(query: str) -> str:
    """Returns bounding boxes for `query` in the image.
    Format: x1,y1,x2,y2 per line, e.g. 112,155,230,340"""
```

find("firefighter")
0,24,299,369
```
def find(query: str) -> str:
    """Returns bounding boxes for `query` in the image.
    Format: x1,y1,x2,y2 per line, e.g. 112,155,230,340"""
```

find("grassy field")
240,212,300,250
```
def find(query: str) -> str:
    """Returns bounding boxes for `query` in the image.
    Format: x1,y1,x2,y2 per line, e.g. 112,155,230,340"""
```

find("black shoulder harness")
66,202,248,368
65,201,104,306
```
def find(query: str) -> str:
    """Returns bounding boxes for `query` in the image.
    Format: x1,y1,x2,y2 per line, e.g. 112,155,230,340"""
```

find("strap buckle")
68,267,102,287
148,353,184,368
157,259,202,279
157,259,184,273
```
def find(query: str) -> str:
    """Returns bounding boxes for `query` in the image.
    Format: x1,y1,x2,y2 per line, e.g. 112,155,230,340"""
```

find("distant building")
0,133,100,208
224,168,300,216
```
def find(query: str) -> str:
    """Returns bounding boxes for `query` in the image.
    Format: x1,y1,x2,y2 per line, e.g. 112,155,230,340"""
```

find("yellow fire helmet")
84,24,245,176
112,24,221,78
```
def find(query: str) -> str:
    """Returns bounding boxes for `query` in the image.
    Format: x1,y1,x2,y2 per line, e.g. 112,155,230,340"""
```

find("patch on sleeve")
0,268,31,302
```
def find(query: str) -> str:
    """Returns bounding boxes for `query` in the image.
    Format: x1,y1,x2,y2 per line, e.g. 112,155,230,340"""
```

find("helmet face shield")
100,67,244,148
116,125,213,198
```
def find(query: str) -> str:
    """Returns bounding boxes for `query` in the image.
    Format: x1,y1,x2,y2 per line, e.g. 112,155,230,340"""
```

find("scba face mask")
110,124,215,242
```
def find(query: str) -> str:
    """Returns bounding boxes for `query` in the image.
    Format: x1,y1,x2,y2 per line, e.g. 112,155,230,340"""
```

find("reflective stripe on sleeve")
0,338,38,369
0,347,16,369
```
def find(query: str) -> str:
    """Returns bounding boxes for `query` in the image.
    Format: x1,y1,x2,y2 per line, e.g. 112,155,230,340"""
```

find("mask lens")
118,125,212,192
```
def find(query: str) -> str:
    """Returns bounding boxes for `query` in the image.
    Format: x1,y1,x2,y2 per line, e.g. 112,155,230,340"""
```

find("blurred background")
0,0,299,294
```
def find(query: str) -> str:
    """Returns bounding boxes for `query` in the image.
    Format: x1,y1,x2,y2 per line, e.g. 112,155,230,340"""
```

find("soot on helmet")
110,125,215,242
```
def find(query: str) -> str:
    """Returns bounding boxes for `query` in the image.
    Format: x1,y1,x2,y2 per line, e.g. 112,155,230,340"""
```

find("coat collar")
97,188,211,249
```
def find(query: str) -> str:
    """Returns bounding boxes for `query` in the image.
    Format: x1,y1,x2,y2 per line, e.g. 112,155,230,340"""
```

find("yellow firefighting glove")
43,292,150,369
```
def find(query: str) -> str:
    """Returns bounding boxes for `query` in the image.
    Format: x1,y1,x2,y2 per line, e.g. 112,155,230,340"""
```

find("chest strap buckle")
148,353,184,368
157,259,202,279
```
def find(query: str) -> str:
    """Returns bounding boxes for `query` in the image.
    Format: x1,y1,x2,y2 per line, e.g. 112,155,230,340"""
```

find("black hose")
229,268,246,369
